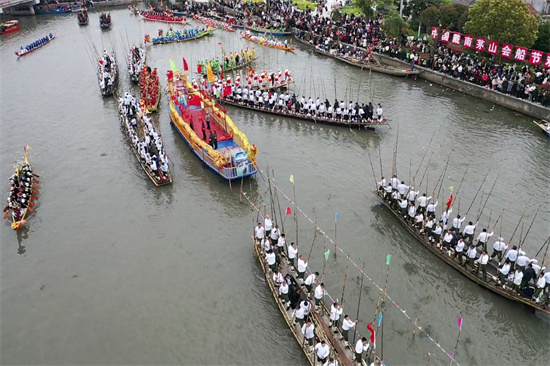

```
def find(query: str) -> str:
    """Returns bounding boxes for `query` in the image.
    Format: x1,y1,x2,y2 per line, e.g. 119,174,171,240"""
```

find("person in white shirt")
288,242,298,267
516,252,530,272
512,269,523,293
261,236,271,252
477,250,489,281
406,188,419,203
490,237,508,263
407,203,416,222
377,177,386,191
451,215,466,233
442,230,454,250
254,223,264,243
341,315,357,344
304,271,318,293
416,193,432,214
277,233,286,256
440,208,452,228
426,200,438,217
314,340,330,365
314,282,325,308
265,249,277,272
301,320,315,348
462,221,477,244
329,302,343,329
355,337,369,364
432,223,443,244
397,181,409,198
534,271,546,302
455,238,466,262
505,246,519,271
270,225,280,246
293,305,306,327
300,300,312,317
399,199,408,217
264,215,273,236
497,260,511,286
297,255,308,280
476,229,494,251
273,270,284,286
414,212,424,229
390,175,399,190
465,245,477,269
376,104,383,120
384,184,394,200
326,357,339,366
279,279,290,307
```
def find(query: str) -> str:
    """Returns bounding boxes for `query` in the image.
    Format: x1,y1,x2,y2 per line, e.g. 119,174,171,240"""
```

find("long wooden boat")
128,45,146,83
0,20,21,35
167,70,258,181
251,236,355,366
4,146,38,231
533,120,550,137
144,28,213,45
220,97,386,131
118,101,172,186
246,26,292,36
371,189,550,315
15,34,55,57
100,13,112,29
242,32,295,52
98,52,119,97
199,56,258,76
139,66,161,113
258,79,295,92
313,46,420,77
138,10,187,24
77,9,89,26
193,14,235,32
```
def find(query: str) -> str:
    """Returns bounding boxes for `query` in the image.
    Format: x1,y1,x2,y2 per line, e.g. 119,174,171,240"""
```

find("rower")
279,279,290,308
475,228,494,251
451,215,466,233
416,193,431,214
505,245,519,271
314,340,330,365
455,237,466,263
355,337,369,365
254,223,265,243
465,245,477,269
497,260,511,286
304,271,318,293
301,320,315,350
341,315,357,345
297,255,308,281
462,221,477,244
426,200,438,217
288,242,298,268
516,251,530,272
313,282,324,309
490,237,508,263
329,301,343,329
477,250,489,280
397,181,409,198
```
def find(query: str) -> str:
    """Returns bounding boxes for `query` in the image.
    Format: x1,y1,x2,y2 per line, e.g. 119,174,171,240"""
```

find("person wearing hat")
491,237,508,263
505,246,519,271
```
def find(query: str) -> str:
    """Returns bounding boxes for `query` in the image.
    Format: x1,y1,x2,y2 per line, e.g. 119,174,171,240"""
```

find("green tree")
419,6,440,31
533,21,550,51
463,0,540,48
438,4,468,31
406,0,450,21
383,8,406,38
354,0,376,18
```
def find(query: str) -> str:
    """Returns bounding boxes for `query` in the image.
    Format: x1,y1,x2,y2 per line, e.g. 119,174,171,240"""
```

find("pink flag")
285,207,291,215
458,317,463,331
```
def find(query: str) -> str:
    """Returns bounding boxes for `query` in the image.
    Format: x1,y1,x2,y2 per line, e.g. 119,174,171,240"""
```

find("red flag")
367,322,375,343
446,193,453,209
183,57,189,71
285,207,291,215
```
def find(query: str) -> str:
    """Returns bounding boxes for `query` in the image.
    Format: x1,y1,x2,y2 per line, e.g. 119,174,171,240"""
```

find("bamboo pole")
464,168,491,216
352,262,366,346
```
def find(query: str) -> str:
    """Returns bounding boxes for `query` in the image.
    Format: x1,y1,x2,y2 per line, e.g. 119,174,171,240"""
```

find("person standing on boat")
341,315,357,345
442,230,454,250
426,200,438,217
534,271,546,302
465,245,477,269
288,242,298,268
315,340,330,365
516,252,530,272
475,228,494,251
279,278,290,308
273,269,284,286
512,268,524,293
497,260,511,286
455,237,466,262
522,263,536,290
505,246,519,271
297,255,308,280
451,215,466,233
329,301,343,329
266,249,277,272
314,282,324,309
376,104,383,121
277,233,286,257
406,188,419,204
397,181,409,198
254,222,265,243
301,320,315,349
293,304,306,327
270,225,280,246
304,271,318,293
490,237,508,263
212,131,218,150
477,250,489,281
416,193,431,214
462,221,477,244
440,208,452,229
355,337,369,365
399,198,408,216
264,214,273,237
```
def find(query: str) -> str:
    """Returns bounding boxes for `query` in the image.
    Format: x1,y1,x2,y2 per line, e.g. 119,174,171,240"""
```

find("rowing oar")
518,197,545,250
31,188,39,194
501,197,533,261
534,236,550,258
464,167,491,216
476,173,500,223
491,182,519,231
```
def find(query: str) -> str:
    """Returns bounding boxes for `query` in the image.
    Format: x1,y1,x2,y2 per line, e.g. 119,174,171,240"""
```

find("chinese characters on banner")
431,28,550,68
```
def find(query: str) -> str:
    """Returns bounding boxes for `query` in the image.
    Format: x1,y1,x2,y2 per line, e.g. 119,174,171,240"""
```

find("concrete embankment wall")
376,54,550,121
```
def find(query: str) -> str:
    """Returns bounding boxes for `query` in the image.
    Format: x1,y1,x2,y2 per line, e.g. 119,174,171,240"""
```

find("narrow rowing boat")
139,66,161,113
371,189,550,315
193,14,235,32
15,33,55,57
98,51,118,97
246,26,292,37
533,120,550,137
167,69,258,181
220,98,386,131
198,56,258,76
100,12,112,29
3,146,38,231
128,45,146,83
144,28,213,45
242,32,295,52
0,20,21,35
138,10,186,24
77,9,89,26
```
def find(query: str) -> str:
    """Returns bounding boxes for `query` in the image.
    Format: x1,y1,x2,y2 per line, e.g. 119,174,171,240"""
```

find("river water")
1,9,549,366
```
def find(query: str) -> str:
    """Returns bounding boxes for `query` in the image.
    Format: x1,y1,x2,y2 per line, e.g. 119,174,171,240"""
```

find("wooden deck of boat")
252,237,355,366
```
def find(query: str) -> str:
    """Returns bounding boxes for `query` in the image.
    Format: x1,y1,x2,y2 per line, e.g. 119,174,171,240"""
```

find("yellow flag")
289,174,294,184
169,59,179,73
206,64,215,83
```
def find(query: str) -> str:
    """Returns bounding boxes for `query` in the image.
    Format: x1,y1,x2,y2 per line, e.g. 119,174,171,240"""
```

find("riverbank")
376,54,550,121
